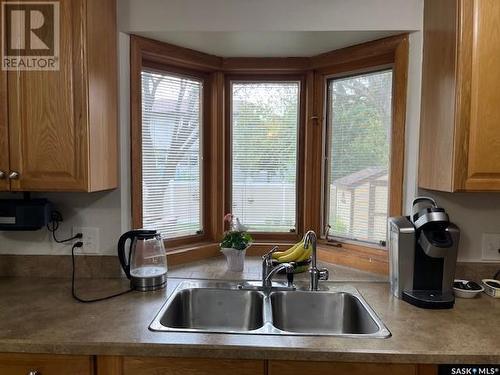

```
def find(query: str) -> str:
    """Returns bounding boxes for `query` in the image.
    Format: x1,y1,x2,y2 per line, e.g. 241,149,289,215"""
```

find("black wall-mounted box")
0,199,52,231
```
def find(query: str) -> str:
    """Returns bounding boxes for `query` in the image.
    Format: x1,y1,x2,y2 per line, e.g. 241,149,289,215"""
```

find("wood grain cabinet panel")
4,0,117,192
122,356,266,375
419,0,500,191
0,353,93,375
269,360,418,375
0,64,8,191
466,0,500,190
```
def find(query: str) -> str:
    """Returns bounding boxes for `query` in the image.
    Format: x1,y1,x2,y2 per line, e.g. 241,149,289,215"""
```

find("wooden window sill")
317,239,389,275
166,241,220,266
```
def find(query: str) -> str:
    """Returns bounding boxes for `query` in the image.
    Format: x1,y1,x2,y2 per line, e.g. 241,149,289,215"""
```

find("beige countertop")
0,257,498,364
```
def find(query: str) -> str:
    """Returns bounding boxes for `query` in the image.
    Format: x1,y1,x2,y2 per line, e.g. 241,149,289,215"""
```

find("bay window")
130,34,408,269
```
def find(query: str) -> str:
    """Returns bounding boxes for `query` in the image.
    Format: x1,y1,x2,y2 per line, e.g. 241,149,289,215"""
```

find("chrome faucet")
263,263,295,289
304,230,329,290
261,246,294,289
262,246,279,283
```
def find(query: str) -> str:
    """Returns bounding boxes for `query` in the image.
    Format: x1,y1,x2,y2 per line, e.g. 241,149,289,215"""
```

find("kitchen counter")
0,278,500,363
0,259,498,364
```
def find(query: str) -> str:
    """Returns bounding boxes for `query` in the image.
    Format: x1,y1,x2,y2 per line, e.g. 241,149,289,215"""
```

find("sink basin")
270,291,380,335
149,280,390,338
158,287,264,333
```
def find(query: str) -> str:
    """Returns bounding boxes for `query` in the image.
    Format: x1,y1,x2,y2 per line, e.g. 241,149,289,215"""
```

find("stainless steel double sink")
149,280,390,338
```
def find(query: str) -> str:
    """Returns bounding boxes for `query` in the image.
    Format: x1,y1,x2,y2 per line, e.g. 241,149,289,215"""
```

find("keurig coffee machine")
388,197,460,309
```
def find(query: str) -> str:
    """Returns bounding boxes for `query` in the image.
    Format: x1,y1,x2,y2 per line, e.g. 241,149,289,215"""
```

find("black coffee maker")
388,197,460,309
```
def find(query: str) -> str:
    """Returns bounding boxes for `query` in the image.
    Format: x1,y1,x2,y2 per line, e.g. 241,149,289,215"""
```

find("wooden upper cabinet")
419,0,500,191
4,0,117,192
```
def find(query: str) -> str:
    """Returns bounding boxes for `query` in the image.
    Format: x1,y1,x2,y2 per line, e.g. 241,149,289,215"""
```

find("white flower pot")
221,247,247,272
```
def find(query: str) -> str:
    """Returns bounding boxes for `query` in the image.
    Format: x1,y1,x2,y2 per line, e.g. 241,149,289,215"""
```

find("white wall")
118,0,422,32
2,0,496,263
403,32,423,213
420,191,500,262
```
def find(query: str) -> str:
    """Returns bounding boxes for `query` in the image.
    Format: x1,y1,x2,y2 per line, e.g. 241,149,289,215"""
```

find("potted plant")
220,214,252,272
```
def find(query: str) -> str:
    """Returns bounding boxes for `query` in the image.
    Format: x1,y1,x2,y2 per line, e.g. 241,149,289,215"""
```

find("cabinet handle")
27,371,40,375
0,170,5,179
8,171,19,179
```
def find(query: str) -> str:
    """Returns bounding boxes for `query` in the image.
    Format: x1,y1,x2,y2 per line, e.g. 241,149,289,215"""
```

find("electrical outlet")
73,227,100,254
481,233,500,261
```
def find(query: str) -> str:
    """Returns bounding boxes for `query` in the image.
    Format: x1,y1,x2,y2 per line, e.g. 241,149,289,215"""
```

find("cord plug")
75,233,83,239
74,241,83,248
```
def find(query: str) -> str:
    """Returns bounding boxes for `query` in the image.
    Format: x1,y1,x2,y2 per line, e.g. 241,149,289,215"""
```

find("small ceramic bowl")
453,279,484,298
481,279,500,298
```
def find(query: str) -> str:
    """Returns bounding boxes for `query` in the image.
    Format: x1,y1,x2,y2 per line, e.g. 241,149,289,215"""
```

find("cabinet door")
466,0,500,190
269,361,418,375
123,357,265,375
7,0,88,191
0,65,9,191
0,353,93,375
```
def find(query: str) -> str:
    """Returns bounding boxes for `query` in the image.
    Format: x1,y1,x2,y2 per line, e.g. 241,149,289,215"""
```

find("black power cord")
71,242,133,303
47,210,83,243
46,210,132,303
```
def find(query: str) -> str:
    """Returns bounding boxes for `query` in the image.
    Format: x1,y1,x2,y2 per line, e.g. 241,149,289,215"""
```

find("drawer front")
123,357,265,375
269,360,418,375
0,353,93,375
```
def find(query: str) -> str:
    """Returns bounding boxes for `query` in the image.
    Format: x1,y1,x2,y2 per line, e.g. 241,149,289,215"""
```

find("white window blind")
141,69,203,239
326,70,393,246
231,81,300,232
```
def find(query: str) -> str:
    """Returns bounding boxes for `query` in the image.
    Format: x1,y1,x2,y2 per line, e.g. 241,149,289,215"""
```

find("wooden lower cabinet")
121,356,265,375
0,353,93,375
0,354,439,375
269,360,436,375
96,356,437,375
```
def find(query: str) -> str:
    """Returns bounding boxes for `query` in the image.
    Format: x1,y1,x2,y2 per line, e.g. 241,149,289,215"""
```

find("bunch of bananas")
272,240,312,263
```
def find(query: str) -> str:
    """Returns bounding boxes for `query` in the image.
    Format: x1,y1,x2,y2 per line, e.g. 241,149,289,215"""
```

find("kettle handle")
117,231,135,279
117,230,156,279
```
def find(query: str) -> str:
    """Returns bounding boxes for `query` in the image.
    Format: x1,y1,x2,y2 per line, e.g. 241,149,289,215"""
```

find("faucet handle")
318,268,329,281
262,246,279,261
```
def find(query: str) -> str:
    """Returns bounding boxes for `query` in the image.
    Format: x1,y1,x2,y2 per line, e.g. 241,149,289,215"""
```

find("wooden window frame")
322,66,394,249
130,34,408,269
130,36,224,261
308,35,408,274
224,74,307,243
